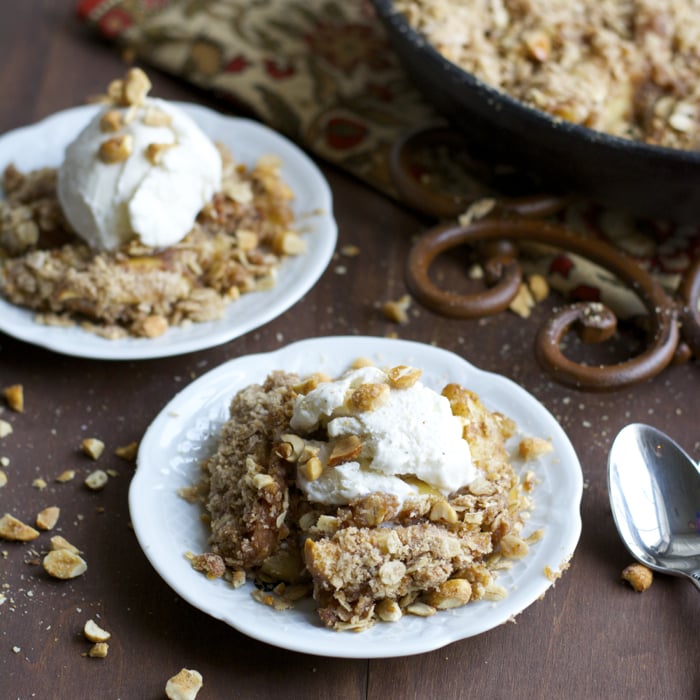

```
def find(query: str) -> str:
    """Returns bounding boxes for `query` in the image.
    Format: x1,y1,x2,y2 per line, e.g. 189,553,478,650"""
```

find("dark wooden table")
1,3,698,699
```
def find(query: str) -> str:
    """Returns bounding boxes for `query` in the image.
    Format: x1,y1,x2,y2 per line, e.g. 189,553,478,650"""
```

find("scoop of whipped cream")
57,71,222,250
290,365,478,505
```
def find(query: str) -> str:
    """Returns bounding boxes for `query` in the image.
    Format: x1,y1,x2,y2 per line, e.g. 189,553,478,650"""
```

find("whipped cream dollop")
290,366,478,505
57,77,222,250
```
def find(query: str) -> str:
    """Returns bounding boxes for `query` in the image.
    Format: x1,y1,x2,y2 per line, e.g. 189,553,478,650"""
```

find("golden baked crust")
200,369,539,631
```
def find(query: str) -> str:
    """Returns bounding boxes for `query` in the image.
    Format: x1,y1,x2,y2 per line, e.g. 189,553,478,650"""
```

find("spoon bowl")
608,423,700,590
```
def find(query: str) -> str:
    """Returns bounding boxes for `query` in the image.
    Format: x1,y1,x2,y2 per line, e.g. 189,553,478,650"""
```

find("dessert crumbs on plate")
0,144,304,339
192,365,549,632
396,0,700,150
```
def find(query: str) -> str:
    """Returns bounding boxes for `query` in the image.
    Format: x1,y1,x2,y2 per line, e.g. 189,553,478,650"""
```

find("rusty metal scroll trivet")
392,128,700,391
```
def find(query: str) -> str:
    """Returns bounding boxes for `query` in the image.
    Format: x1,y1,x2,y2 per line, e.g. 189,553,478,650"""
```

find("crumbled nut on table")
0,513,40,541
2,384,24,412
621,562,654,592
42,548,88,579
165,668,204,700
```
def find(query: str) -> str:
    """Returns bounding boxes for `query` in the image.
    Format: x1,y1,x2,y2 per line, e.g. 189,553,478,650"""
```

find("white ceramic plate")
130,336,583,658
0,104,337,359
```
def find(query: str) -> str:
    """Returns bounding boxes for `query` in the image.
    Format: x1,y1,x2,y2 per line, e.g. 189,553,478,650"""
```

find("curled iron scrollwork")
392,128,700,390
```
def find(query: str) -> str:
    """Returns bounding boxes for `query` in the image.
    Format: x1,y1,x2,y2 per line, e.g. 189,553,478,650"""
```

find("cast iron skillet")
372,0,700,223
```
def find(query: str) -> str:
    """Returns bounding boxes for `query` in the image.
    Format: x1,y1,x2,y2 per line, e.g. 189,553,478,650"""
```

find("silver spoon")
608,423,700,591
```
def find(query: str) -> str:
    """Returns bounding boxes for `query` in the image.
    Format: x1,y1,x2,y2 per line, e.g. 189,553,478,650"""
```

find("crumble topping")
396,0,700,150
197,364,546,632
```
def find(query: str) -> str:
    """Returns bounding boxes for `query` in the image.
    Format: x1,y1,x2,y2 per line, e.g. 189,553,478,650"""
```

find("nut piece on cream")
57,69,222,250
290,366,478,505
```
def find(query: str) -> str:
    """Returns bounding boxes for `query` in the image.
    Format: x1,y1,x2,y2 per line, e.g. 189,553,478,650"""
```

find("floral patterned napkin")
78,0,700,318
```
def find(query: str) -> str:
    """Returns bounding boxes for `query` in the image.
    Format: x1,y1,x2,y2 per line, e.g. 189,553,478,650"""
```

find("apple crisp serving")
0,69,306,339
396,0,700,151
0,149,303,339
197,364,546,632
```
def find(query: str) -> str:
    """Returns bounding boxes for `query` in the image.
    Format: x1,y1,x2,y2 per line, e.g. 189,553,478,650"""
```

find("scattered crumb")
87,642,109,658
340,244,360,257
114,441,138,461
84,469,108,491
186,551,226,579
457,197,496,226
50,535,80,553
165,668,204,700
0,513,40,541
3,385,24,413
0,471,6,488
518,436,554,460
36,506,60,531
84,619,111,643
32,477,47,490
0,419,12,438
527,273,549,302
509,283,535,319
56,469,76,483
621,563,653,592
382,294,411,324
42,548,87,579
82,438,105,460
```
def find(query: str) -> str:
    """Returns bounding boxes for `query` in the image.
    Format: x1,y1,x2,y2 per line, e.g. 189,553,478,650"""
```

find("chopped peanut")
165,668,204,700
36,506,60,531
42,549,87,579
82,438,105,460
84,619,111,643
84,469,108,490
122,67,151,106
429,500,459,524
144,142,175,166
387,365,422,389
142,106,173,127
382,294,411,324
405,601,436,617
527,273,549,302
0,419,13,438
275,434,305,462
424,578,472,609
328,435,363,467
347,382,390,412
375,598,402,622
299,456,323,482
519,436,554,460
50,535,80,553
499,534,530,559
114,441,138,461
99,109,123,133
188,552,226,579
3,384,24,413
509,283,535,318
87,642,109,658
55,469,76,483
0,513,40,541
98,134,133,164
